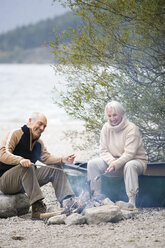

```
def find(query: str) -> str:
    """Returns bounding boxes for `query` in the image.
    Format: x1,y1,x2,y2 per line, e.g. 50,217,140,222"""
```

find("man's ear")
27,118,32,127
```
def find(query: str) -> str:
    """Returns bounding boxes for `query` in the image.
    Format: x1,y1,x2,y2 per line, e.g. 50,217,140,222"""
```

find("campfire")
61,191,106,216
36,163,137,225
39,188,136,226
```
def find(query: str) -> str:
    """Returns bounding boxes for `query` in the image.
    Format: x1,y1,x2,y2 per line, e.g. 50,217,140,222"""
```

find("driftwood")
40,208,65,219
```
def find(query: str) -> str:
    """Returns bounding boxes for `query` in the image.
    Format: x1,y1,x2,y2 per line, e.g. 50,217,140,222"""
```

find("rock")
47,214,67,225
84,205,123,224
65,213,86,225
0,191,30,218
121,209,138,219
102,198,115,206
47,205,60,213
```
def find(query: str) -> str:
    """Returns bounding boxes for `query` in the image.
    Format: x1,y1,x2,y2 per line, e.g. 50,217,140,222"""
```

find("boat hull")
66,162,165,207
102,175,165,207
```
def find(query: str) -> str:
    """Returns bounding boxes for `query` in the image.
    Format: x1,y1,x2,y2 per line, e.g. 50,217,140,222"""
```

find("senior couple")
0,101,147,219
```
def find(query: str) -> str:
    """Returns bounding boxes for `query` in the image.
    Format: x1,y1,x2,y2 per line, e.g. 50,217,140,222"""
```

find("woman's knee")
87,159,96,170
124,160,143,174
87,158,104,170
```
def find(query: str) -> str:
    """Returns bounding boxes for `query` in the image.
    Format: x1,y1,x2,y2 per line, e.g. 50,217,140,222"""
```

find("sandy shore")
0,183,165,248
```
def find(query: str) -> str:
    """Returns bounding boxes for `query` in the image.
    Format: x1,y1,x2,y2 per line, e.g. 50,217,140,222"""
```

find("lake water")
0,64,90,160
0,64,66,124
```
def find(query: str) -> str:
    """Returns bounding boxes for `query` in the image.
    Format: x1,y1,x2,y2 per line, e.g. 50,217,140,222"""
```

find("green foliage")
52,0,165,161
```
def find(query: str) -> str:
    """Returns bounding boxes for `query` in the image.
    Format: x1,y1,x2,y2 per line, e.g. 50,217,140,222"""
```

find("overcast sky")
0,0,69,34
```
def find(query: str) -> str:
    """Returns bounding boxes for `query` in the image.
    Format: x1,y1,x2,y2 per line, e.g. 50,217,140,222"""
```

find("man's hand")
62,154,76,164
20,159,33,167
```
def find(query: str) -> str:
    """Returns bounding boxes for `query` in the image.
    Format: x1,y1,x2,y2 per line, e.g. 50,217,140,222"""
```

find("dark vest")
0,125,41,176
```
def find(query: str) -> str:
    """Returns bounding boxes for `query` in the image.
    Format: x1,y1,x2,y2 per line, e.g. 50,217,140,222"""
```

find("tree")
51,0,165,162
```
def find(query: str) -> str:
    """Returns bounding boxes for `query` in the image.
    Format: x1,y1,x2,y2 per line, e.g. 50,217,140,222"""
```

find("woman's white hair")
105,101,125,117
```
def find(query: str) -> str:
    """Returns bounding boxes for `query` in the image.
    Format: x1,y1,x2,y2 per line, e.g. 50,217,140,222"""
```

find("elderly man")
0,112,76,219
87,101,147,209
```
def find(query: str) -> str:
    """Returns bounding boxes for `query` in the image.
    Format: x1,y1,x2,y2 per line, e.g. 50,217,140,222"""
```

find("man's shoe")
32,200,47,219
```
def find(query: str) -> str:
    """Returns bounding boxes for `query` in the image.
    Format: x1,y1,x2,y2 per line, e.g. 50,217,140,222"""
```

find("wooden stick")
39,208,65,219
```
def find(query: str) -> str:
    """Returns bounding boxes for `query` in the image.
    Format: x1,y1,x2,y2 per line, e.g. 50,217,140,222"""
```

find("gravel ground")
0,183,165,248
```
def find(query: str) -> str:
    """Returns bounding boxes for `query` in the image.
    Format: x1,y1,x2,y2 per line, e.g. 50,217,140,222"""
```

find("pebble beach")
0,183,165,248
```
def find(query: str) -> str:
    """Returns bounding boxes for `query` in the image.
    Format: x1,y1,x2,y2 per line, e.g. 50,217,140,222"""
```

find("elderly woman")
87,101,147,209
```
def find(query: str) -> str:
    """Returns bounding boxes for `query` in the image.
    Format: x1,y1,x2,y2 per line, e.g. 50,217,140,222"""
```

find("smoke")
67,174,89,196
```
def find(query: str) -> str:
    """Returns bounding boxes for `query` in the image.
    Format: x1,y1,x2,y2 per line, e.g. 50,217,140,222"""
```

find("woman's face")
106,107,122,126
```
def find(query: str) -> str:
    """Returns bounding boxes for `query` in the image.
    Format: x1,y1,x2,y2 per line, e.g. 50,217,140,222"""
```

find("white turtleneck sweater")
99,116,147,172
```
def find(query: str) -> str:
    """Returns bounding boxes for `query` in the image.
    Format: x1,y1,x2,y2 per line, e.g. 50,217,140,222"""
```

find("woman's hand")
106,164,115,173
105,159,116,173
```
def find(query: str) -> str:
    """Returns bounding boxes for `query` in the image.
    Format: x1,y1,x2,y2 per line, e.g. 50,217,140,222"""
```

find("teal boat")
65,162,165,207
